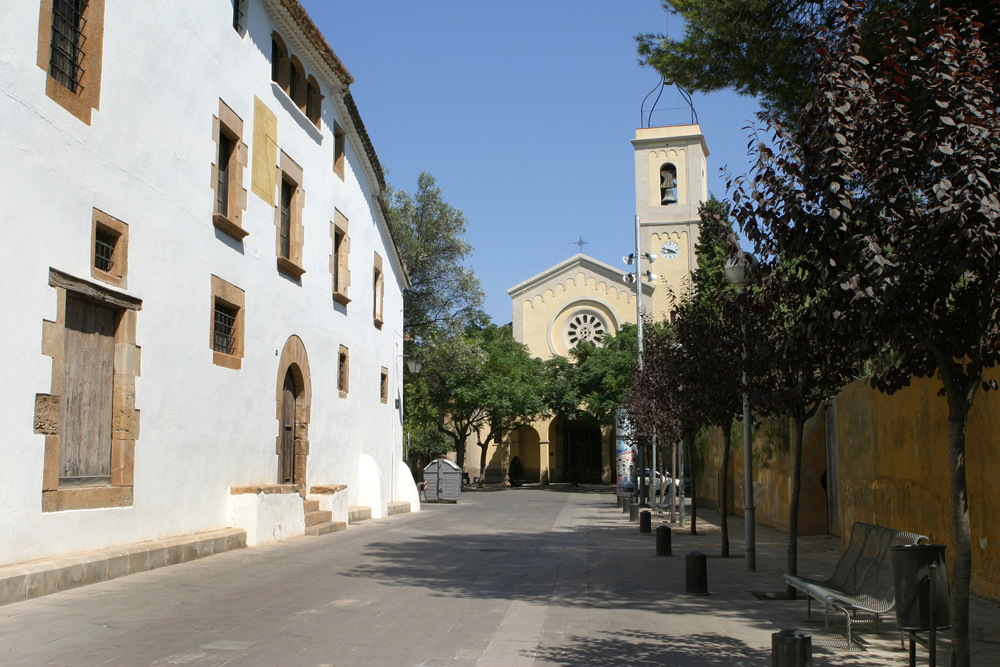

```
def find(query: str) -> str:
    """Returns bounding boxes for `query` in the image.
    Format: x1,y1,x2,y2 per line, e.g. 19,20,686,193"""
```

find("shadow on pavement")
530,630,769,666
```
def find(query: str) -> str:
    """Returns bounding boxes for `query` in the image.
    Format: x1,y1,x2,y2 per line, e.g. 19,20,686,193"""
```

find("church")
476,123,710,484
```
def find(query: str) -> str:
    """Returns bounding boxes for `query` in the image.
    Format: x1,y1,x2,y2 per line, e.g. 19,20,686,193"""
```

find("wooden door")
280,370,296,484
59,295,117,483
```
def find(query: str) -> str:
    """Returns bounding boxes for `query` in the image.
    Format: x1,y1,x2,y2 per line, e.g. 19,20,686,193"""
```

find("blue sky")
303,0,762,325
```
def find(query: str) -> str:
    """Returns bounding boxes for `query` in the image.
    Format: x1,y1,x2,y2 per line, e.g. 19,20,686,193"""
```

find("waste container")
890,543,950,631
423,458,462,503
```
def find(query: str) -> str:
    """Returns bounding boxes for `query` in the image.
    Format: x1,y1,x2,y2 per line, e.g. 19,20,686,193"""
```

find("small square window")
380,367,388,404
338,345,349,398
91,209,128,288
211,275,245,370
213,301,238,355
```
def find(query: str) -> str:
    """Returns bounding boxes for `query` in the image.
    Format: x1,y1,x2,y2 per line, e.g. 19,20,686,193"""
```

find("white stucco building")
0,0,418,574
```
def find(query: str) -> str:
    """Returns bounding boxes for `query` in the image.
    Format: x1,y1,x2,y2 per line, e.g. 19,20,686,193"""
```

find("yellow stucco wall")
695,372,1000,602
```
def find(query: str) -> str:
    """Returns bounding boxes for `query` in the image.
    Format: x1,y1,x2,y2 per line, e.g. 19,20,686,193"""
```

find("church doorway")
563,420,603,483
275,336,312,489
279,369,297,484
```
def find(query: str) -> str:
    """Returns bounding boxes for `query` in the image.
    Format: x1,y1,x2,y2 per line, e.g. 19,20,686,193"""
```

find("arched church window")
271,33,289,91
563,310,608,348
660,163,678,204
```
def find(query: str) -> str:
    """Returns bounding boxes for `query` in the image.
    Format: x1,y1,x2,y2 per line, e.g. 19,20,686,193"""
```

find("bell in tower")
660,163,678,204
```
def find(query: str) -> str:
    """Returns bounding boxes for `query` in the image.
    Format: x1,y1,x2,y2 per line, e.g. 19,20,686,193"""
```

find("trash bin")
890,543,950,631
423,458,462,503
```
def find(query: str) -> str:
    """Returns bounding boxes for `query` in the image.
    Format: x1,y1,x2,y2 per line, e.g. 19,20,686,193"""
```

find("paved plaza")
1,486,997,666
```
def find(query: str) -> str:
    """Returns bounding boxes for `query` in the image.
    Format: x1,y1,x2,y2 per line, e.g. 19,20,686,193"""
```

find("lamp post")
623,215,657,506
402,355,422,467
724,254,757,572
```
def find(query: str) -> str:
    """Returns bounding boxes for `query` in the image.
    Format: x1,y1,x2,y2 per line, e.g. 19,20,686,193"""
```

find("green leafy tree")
475,326,550,486
637,0,994,124
387,171,484,340
730,8,1000,662
570,324,640,426
388,172,484,460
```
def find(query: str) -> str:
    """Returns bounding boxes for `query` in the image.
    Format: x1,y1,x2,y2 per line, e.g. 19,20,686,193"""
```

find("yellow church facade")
472,123,710,485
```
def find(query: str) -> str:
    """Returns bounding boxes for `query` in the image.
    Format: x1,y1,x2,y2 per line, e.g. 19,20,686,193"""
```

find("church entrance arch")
275,336,311,489
562,419,603,483
512,426,541,483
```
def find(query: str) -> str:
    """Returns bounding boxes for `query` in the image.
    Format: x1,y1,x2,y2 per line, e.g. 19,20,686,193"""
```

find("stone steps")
348,506,372,524
304,521,347,537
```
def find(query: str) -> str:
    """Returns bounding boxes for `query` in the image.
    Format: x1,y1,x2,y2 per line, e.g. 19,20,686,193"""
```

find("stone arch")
275,335,312,489
512,426,542,484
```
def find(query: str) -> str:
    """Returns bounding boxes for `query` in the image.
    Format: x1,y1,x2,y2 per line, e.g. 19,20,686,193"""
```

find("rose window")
563,311,607,348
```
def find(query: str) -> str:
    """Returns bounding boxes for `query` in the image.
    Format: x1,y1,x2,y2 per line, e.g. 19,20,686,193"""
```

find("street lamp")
623,216,658,506
725,253,757,572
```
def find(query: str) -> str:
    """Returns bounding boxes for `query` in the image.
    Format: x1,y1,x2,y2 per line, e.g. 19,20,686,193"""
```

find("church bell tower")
632,124,710,320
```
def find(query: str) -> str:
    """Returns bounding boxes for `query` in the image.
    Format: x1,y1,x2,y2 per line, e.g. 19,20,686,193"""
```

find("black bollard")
656,524,672,556
622,497,631,514
639,510,651,533
771,629,812,667
629,501,640,522
616,495,623,508
685,551,708,595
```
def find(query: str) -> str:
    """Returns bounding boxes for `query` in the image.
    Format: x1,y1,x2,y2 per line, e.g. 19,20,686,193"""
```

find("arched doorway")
275,336,311,489
512,426,541,483
563,419,603,483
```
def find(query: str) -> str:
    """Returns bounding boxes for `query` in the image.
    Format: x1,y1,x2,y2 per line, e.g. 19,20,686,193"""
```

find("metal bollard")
771,629,812,667
629,502,639,522
616,495,623,508
656,524,672,556
685,551,708,595
639,510,651,533
622,497,631,514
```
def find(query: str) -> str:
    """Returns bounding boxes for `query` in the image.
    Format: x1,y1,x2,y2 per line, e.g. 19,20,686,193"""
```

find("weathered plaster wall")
0,0,407,566
695,374,1000,602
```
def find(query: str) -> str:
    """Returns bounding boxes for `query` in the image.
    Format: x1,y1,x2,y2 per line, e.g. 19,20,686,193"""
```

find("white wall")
0,0,404,566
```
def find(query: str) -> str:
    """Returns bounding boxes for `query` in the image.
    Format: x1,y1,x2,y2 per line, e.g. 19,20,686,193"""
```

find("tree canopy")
728,7,1000,663
387,171,484,341
637,0,995,123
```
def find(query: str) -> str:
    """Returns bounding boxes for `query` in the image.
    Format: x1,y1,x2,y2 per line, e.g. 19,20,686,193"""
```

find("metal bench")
783,521,927,644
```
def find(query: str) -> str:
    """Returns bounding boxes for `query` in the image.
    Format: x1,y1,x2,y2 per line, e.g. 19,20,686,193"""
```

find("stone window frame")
372,251,384,328
36,268,141,512
90,208,128,288
211,275,245,370
274,150,305,279
36,0,105,124
330,209,351,304
333,122,345,180
305,75,323,128
380,367,388,404
337,345,349,398
211,99,249,241
231,0,247,35
271,32,289,91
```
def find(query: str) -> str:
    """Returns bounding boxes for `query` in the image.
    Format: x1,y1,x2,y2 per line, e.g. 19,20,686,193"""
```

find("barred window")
279,179,293,259
231,0,245,33
216,133,233,217
213,301,238,355
93,228,116,273
338,346,349,396
49,0,88,93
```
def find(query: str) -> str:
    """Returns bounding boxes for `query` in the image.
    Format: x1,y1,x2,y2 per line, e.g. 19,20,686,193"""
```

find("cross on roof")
574,236,588,252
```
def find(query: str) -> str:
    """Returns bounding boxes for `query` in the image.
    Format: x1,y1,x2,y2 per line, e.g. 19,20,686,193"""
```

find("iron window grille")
231,0,244,32
94,228,116,273
49,0,88,93
338,352,348,391
213,301,238,355
333,231,343,290
279,180,293,258
217,133,233,217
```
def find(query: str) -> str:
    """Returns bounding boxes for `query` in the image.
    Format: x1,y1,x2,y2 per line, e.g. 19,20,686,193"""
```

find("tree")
475,325,550,487
387,171,484,340
569,325,640,426
419,326,489,472
746,261,857,597
730,7,1000,663
637,0,995,123
388,172,484,462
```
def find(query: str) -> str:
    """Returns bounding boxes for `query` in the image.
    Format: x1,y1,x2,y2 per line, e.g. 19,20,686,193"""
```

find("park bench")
783,521,927,644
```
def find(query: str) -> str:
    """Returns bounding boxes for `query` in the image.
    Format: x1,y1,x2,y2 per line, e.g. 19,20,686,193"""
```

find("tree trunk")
478,436,489,488
786,413,806,600
687,435,698,535
946,393,973,667
720,421,731,558
455,437,466,472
